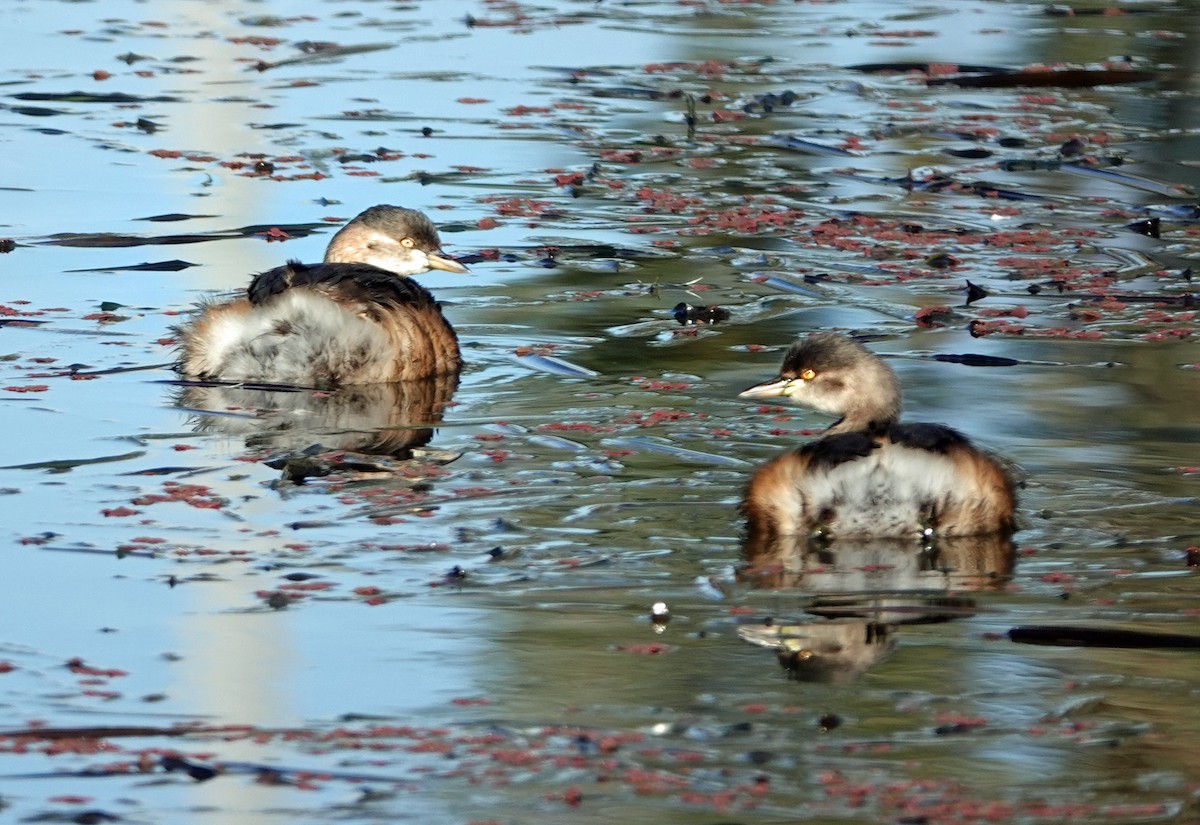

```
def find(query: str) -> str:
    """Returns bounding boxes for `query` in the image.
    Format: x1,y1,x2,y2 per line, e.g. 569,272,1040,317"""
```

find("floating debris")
672,302,730,325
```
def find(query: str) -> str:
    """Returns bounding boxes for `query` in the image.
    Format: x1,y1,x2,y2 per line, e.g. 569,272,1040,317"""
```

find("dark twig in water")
1009,625,1200,649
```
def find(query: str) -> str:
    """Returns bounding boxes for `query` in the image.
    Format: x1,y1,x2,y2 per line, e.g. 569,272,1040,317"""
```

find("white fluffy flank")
192,291,391,385
801,445,965,538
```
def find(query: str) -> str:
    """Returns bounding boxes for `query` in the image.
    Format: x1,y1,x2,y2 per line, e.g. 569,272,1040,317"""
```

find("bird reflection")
738,533,1015,683
175,374,458,458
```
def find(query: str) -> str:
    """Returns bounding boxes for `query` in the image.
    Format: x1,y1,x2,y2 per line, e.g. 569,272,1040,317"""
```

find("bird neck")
824,396,901,436
822,355,903,435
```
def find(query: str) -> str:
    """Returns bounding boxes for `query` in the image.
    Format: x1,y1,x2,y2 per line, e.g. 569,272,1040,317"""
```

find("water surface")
1,1,1198,823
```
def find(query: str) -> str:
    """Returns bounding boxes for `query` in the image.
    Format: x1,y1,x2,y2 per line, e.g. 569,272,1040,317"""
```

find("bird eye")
800,368,816,380
400,237,415,249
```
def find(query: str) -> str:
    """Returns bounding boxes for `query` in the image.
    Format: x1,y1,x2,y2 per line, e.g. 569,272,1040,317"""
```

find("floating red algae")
258,226,292,242
614,408,697,428
613,643,673,654
632,377,693,391
132,482,226,510
538,421,615,433
280,581,334,593
3,385,49,393
554,171,586,186
600,149,644,163
914,305,954,327
480,196,553,217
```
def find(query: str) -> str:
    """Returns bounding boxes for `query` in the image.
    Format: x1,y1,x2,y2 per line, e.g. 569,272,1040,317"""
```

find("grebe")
177,205,467,386
738,333,1016,541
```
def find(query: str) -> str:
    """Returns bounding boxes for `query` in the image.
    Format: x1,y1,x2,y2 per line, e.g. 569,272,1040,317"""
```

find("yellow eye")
800,368,816,381
400,237,415,249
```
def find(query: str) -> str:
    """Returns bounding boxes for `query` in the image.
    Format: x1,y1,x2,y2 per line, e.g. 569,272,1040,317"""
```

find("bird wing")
247,261,441,311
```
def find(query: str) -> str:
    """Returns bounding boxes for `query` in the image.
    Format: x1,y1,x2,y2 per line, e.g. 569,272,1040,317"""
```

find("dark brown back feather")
248,260,442,310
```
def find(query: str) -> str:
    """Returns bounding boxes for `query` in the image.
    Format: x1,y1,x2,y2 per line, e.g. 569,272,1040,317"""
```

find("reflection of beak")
426,252,470,274
738,377,791,399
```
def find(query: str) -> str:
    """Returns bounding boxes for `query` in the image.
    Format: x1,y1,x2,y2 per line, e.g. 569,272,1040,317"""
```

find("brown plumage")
177,205,467,386
739,333,1017,542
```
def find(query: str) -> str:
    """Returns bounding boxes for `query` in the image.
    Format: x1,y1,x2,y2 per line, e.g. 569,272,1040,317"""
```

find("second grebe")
738,333,1016,541
177,205,467,386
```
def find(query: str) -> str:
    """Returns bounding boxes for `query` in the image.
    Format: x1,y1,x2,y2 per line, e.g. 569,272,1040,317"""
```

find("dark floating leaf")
2,450,146,472
1072,291,1194,307
161,754,218,782
453,243,666,264
832,169,1050,202
1044,4,1173,15
847,62,1008,74
1009,625,1200,649
8,105,68,117
40,221,331,249
137,213,217,223
931,353,1021,368
99,301,125,312
944,147,993,159
121,466,207,476
928,68,1156,89
250,121,305,131
849,61,1156,88
68,259,199,272
965,280,989,304
253,42,393,72
10,90,181,103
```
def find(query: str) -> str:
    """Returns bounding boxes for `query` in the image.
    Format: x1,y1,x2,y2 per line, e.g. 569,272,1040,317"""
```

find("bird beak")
426,252,470,274
738,377,792,399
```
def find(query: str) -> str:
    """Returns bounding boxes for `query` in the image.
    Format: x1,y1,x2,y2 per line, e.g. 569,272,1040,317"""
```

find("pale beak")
426,251,470,274
738,377,792,399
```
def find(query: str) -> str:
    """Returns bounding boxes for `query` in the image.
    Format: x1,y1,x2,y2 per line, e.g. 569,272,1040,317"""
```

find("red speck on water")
554,172,586,186
259,227,292,242
614,643,672,655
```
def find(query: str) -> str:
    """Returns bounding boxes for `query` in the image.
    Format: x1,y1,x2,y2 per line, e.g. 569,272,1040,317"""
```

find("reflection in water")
175,374,458,457
739,533,1015,682
740,617,896,685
